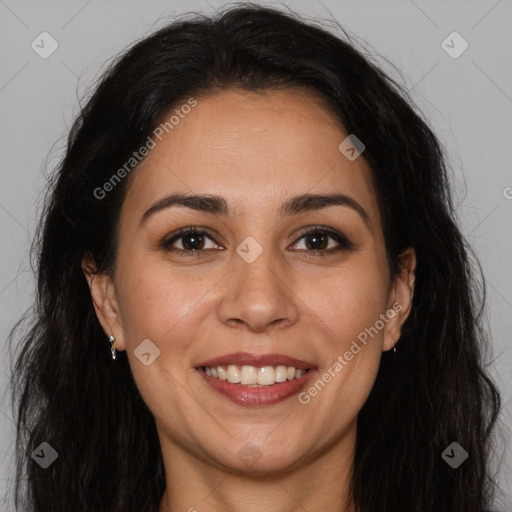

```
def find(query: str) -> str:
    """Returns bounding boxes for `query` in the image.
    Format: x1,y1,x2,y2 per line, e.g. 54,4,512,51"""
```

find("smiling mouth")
200,364,312,387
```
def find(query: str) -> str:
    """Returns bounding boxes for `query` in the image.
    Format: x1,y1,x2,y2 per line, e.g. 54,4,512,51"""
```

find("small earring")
392,338,397,353
109,335,116,360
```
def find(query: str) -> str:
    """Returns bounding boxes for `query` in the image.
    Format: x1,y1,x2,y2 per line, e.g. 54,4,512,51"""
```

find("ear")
81,252,125,351
383,247,416,351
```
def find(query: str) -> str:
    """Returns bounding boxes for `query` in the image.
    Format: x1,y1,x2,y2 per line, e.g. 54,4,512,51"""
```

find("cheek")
115,256,208,349
320,257,389,398
297,259,388,429
303,257,389,345
113,261,204,412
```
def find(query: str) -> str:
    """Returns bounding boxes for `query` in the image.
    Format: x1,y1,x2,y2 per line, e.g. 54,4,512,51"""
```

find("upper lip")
196,352,316,370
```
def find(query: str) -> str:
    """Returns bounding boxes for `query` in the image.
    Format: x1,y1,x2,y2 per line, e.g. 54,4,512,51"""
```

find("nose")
216,246,300,333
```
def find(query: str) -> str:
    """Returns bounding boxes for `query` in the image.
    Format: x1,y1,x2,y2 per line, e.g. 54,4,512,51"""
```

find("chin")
206,442,307,475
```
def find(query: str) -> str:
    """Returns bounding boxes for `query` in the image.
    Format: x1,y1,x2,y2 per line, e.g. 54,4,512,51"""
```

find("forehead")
122,88,380,225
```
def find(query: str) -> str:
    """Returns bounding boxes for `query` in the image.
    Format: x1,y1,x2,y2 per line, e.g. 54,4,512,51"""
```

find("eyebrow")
139,192,371,230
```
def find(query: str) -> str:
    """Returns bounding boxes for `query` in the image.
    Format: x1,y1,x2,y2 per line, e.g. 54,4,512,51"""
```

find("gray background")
0,0,511,510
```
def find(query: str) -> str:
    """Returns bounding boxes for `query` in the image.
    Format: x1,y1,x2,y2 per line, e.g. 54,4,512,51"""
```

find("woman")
8,3,502,511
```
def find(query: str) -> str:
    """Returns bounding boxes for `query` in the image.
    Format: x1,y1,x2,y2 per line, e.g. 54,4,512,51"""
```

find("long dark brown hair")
8,3,502,511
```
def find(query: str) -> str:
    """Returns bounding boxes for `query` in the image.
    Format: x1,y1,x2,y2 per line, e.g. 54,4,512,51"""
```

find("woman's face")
84,88,415,474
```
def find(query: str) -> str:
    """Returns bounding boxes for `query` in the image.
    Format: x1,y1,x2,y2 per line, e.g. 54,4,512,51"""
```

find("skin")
82,88,416,512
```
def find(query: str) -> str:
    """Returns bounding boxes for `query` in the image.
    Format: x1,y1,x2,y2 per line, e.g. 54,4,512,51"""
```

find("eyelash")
160,225,356,258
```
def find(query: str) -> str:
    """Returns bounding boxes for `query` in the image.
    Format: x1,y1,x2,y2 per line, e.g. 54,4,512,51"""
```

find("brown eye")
302,232,330,251
161,227,222,256
290,226,355,255
175,232,207,250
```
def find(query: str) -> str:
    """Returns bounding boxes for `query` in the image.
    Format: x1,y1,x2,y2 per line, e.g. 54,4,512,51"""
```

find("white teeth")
275,365,288,382
203,364,310,386
257,366,275,385
240,365,258,385
227,364,241,383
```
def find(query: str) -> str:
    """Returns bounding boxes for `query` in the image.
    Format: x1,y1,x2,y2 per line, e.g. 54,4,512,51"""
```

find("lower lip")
197,368,317,406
